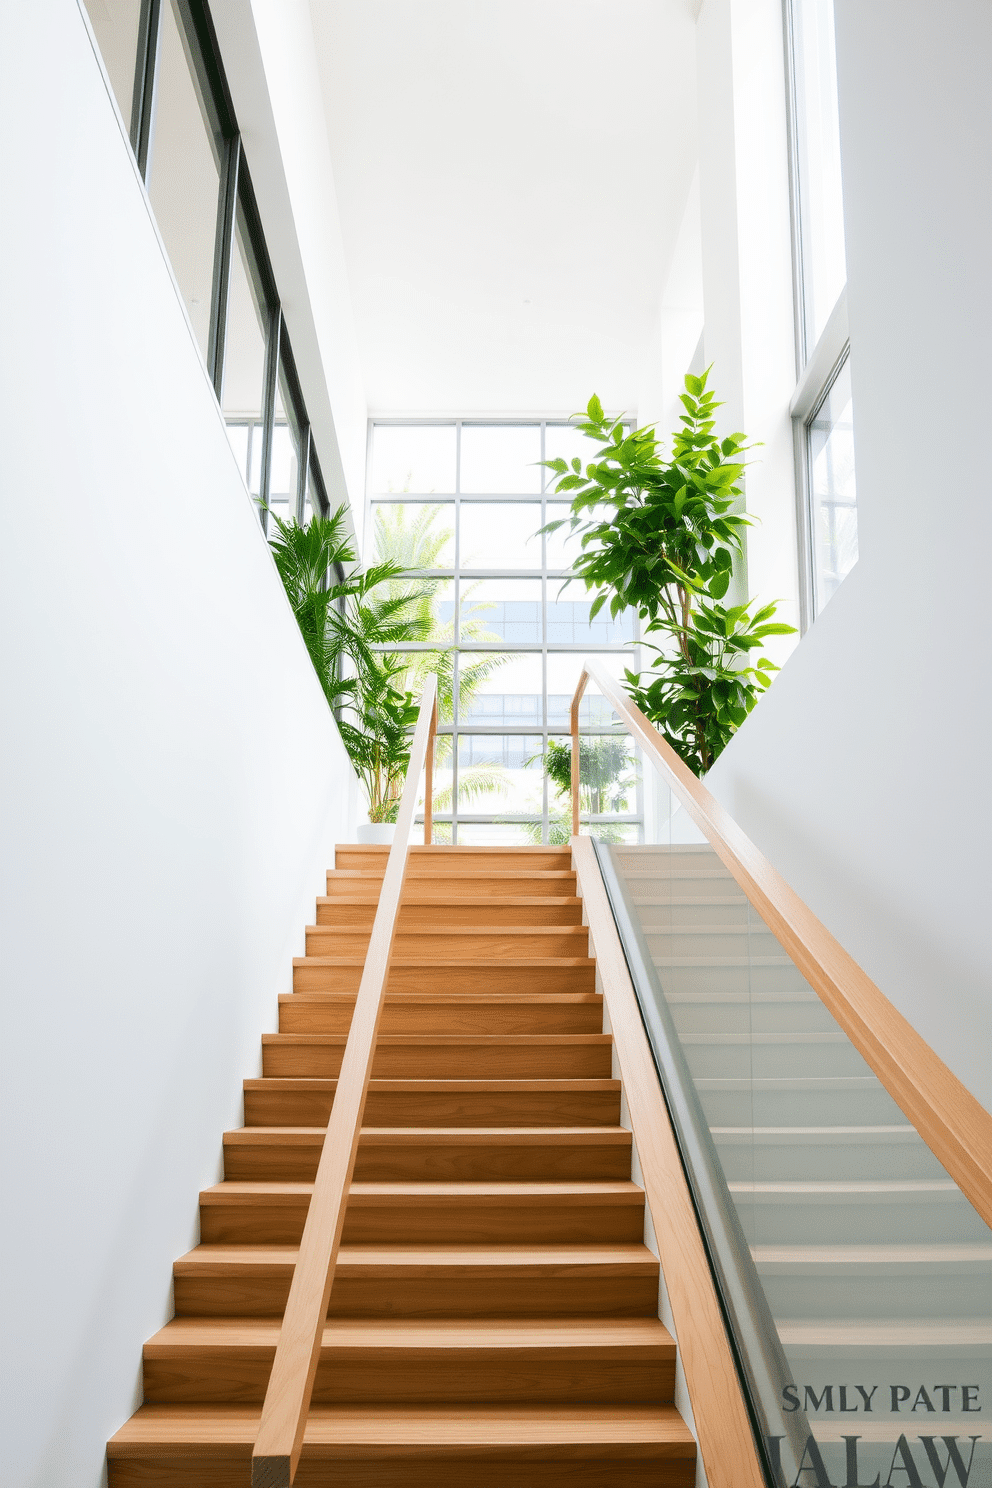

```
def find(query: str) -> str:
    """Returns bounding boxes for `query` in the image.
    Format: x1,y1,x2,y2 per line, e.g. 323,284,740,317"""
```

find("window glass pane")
223,209,268,418
372,502,455,569
83,0,143,128
371,425,456,494
457,821,538,846
791,0,847,346
548,580,635,646
460,653,543,728
268,361,301,531
547,651,631,728
222,204,269,486
146,0,224,362
460,579,543,643
459,503,542,570
808,357,857,611
545,502,583,572
460,425,542,494
457,735,543,814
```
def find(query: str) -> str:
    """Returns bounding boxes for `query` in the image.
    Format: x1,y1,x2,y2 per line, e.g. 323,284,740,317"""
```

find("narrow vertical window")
82,0,145,132
145,0,225,362
787,0,857,621
807,357,857,609
221,202,271,501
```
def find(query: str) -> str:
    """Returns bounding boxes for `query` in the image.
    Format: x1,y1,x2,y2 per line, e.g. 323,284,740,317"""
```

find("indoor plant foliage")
543,372,795,776
266,504,433,822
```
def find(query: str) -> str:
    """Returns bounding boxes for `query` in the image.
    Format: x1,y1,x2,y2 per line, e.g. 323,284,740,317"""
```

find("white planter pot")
356,823,396,845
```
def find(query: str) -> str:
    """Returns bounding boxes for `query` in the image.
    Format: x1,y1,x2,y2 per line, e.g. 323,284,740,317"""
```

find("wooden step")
142,1316,676,1406
305,925,591,959
198,1181,647,1245
222,1127,634,1182
335,845,574,873
293,959,597,994
108,1404,696,1487
173,1242,661,1319
261,1033,613,1080
326,868,580,899
315,897,584,927
277,992,604,1036
243,1078,623,1128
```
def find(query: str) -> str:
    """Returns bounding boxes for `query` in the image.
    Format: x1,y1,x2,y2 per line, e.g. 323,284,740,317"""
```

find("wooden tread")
141,1316,677,1406
198,1181,646,1245
243,1077,622,1127
222,1125,633,1181
173,1242,661,1318
278,991,604,1036
109,1404,696,1486
293,958,596,994
260,1032,613,1080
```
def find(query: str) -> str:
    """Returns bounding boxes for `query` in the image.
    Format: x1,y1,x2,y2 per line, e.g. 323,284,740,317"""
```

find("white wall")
707,0,992,1113
0,5,357,1483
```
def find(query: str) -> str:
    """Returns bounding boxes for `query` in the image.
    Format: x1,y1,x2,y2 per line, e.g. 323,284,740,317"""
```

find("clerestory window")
79,0,328,531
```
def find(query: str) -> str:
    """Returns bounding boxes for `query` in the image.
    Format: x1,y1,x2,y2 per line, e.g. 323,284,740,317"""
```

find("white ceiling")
309,0,699,417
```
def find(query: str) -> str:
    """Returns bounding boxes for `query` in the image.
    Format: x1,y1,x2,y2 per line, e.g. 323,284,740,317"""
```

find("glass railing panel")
595,753,992,1488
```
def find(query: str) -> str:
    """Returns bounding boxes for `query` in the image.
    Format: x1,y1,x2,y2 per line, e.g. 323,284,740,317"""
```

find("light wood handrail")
251,676,438,1488
570,658,992,1229
571,835,768,1488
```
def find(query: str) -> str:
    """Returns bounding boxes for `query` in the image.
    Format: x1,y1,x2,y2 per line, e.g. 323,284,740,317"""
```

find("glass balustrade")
578,675,991,1488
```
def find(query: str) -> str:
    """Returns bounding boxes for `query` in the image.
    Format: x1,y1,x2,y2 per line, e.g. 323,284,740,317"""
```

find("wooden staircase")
107,844,697,1486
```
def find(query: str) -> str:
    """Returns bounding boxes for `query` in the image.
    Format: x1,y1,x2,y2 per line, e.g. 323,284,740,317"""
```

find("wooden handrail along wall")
251,678,438,1488
570,658,992,1230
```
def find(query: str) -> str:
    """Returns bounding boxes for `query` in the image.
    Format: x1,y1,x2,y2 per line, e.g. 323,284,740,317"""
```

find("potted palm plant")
266,505,433,834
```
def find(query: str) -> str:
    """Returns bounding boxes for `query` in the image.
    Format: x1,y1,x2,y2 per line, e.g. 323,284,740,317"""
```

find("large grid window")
80,0,328,531
785,0,858,623
368,422,642,846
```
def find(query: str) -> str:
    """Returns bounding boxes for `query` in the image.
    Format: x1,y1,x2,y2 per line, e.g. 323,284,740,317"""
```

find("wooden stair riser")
316,900,584,927
278,995,604,1036
335,847,573,872
199,1194,647,1246
325,872,579,899
305,927,590,959
293,962,596,995
243,1080,622,1128
222,1132,633,1183
261,1036,613,1081
143,1337,676,1407
173,1253,661,1320
109,1446,695,1488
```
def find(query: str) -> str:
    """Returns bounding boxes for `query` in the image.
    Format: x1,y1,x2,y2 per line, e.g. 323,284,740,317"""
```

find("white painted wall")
707,0,992,1113
209,0,369,547
0,5,357,1483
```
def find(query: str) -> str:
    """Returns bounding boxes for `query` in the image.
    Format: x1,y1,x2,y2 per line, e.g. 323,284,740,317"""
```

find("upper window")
80,0,329,534
786,0,857,622
790,0,847,355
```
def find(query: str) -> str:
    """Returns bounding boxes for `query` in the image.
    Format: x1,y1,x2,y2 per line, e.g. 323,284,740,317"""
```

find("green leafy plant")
542,371,795,775
267,504,433,820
